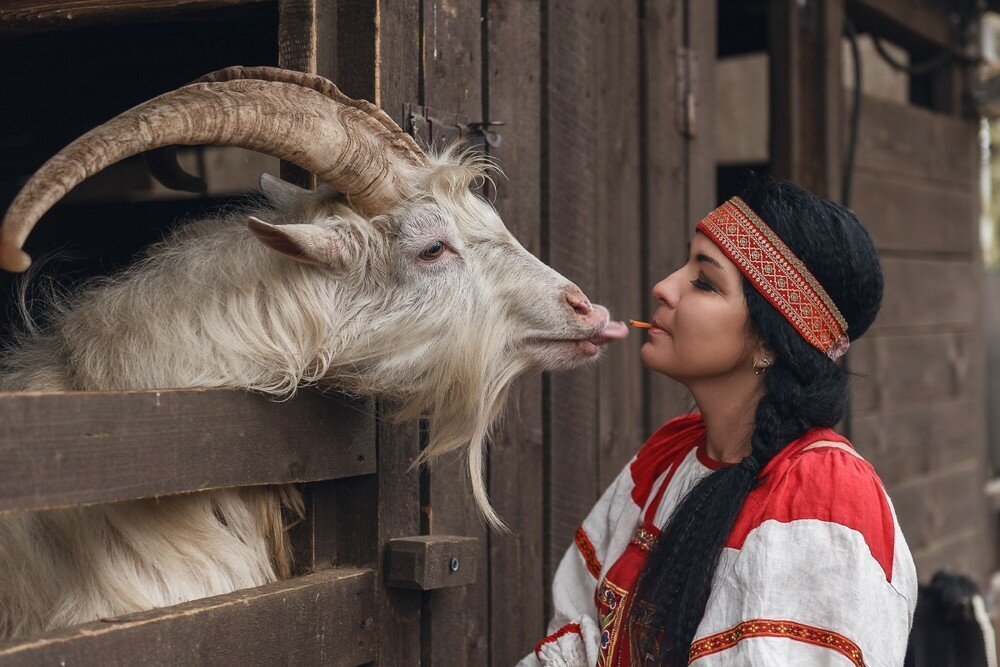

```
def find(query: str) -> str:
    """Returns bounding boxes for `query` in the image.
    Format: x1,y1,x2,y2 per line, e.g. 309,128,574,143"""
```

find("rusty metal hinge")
675,47,698,138
404,104,504,152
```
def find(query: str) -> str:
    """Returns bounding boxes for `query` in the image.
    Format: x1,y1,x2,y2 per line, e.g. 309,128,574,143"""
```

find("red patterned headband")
695,196,850,361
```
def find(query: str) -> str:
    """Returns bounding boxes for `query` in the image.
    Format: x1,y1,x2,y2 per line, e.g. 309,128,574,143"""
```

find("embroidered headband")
695,196,850,361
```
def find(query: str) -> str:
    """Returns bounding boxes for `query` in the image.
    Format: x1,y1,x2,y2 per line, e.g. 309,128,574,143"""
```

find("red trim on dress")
630,413,705,509
574,525,603,579
695,440,730,470
534,622,582,657
689,618,865,666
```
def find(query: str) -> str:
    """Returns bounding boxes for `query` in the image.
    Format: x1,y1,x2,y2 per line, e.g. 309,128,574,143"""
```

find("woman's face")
640,231,759,382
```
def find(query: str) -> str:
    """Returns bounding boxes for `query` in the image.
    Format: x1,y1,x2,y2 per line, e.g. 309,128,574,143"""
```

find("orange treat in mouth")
628,319,653,329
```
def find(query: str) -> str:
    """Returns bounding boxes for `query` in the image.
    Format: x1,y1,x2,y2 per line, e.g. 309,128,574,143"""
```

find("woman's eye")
419,241,447,261
690,278,715,292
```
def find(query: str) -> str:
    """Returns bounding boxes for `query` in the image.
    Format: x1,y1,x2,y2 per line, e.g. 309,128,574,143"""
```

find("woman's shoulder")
731,438,902,581
627,412,706,510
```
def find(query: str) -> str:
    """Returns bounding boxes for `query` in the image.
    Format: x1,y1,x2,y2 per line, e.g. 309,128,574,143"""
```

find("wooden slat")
851,167,975,255
594,0,644,491
421,1,489,664
485,0,546,662
853,94,978,187
846,0,957,53
686,0,717,217
545,0,601,591
0,388,374,513
0,567,376,665
849,332,977,410
852,398,979,486
912,528,989,586
769,0,843,198
877,257,978,329
889,461,985,552
642,0,696,432
0,0,270,34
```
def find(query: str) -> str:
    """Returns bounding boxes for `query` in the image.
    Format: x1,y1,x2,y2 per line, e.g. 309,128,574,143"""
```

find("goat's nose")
563,285,593,316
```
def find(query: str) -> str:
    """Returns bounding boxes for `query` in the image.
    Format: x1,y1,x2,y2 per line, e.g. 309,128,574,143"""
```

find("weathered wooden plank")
421,1,489,664
769,0,843,198
853,94,978,187
846,0,957,53
851,168,975,255
852,398,979,486
877,257,978,329
642,0,695,433
0,0,270,34
686,0,717,217
594,0,643,492
0,567,376,665
485,0,546,662
0,388,374,513
545,0,601,592
848,332,977,409
889,461,985,552
911,528,989,584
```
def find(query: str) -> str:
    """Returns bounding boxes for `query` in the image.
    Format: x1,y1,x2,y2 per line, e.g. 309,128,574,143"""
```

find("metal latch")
405,104,504,152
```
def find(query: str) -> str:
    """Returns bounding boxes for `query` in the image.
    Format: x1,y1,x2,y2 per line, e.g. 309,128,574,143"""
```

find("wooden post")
769,0,844,199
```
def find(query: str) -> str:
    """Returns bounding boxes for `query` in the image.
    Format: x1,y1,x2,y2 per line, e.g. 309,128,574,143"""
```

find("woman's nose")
652,275,678,309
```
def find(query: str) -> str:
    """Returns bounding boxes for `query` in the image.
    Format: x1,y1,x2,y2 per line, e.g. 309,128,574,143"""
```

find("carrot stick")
628,319,653,329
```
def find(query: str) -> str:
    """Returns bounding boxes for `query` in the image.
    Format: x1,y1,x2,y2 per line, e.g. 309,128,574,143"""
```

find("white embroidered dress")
518,412,917,666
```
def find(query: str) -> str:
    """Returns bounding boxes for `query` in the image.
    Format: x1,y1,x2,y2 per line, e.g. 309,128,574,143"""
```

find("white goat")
0,67,627,638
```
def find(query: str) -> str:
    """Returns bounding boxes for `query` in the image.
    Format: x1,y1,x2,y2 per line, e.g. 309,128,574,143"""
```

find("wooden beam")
0,388,375,513
769,0,843,199
0,0,270,34
846,0,959,53
0,567,376,665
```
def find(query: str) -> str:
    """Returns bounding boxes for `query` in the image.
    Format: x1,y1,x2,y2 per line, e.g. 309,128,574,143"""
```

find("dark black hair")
627,178,884,664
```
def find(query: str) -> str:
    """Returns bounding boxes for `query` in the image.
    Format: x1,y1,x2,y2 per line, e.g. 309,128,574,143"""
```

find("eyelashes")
690,278,716,292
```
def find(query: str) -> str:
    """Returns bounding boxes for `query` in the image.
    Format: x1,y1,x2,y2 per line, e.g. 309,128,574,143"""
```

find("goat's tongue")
587,321,629,345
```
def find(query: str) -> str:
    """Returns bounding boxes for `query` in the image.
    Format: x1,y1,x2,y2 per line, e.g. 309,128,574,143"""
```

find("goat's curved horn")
145,66,423,192
0,75,426,272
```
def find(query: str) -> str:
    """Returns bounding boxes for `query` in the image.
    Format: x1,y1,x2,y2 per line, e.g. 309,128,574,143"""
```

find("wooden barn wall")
330,0,711,663
847,94,992,583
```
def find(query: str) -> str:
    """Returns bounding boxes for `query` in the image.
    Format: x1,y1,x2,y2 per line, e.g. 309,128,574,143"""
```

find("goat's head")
0,67,628,526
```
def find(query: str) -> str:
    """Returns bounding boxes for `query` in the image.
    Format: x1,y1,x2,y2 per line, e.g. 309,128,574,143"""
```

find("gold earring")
754,359,770,375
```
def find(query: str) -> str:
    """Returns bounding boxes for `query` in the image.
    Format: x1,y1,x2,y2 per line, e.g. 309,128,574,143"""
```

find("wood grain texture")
877,257,978,330
544,0,601,589
420,1,489,664
0,388,374,513
851,167,975,255
642,0,696,433
593,0,644,491
0,567,376,666
484,0,546,663
386,535,479,590
853,94,977,187
0,0,270,34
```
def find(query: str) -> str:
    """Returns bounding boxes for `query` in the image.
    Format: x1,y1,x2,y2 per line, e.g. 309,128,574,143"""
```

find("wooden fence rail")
0,388,375,513
0,567,376,666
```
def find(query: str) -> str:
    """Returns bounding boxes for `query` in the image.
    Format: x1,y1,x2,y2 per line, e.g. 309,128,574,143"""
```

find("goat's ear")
258,173,311,210
247,216,351,269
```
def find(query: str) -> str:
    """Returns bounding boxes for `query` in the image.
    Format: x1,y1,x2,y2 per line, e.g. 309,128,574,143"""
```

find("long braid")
627,178,881,665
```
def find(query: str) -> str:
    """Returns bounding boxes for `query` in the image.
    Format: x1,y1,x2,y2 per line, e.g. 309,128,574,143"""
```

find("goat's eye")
419,241,447,261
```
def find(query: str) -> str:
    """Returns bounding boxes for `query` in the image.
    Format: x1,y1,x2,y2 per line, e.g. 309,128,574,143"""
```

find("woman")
520,179,916,666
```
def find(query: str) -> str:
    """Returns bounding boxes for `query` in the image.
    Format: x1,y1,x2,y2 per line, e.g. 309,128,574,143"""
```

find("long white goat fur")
0,149,528,638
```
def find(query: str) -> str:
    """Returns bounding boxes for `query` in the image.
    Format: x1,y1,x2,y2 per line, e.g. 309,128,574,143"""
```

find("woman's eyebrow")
686,241,725,272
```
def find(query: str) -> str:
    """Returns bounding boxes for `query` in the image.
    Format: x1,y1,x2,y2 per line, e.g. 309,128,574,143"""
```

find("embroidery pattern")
595,579,629,667
631,524,657,552
574,525,603,579
696,197,849,360
688,618,865,666
534,622,582,658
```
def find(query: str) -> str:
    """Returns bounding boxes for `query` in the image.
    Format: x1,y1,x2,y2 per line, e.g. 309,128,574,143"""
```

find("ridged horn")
145,66,424,192
0,71,426,273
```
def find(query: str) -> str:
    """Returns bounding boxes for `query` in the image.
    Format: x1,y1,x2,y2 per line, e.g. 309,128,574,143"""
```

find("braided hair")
627,178,884,664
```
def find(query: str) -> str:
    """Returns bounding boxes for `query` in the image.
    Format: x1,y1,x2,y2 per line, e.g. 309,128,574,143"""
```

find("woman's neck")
689,376,766,463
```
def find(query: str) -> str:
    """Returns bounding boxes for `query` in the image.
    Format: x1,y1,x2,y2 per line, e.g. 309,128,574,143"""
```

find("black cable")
870,34,954,75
